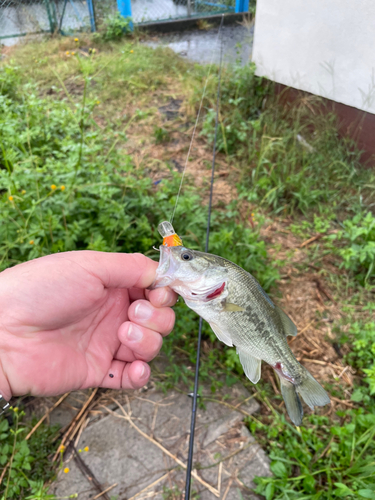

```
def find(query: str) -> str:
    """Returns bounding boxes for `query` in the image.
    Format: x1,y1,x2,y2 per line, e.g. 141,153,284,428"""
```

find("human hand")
0,251,177,400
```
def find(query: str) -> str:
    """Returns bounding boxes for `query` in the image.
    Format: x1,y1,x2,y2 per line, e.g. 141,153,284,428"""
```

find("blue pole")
117,0,133,29
87,0,96,32
235,0,249,12
117,0,132,18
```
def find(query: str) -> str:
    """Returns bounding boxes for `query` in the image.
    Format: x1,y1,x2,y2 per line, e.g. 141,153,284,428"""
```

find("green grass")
200,63,373,218
0,408,59,500
1,33,375,500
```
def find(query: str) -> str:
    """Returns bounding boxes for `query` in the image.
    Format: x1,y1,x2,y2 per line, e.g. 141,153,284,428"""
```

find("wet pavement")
145,23,254,66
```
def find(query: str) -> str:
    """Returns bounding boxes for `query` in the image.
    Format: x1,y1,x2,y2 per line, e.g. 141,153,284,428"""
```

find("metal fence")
0,0,95,44
128,0,245,24
0,0,249,45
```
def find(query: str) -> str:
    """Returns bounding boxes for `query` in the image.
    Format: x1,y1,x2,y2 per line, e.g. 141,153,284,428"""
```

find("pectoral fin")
223,302,244,312
276,306,297,337
237,349,261,384
210,322,233,346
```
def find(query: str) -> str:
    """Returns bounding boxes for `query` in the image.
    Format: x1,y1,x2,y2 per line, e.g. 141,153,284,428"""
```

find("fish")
152,244,330,426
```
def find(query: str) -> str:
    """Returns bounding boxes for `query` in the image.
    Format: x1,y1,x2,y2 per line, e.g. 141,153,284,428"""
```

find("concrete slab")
51,384,270,500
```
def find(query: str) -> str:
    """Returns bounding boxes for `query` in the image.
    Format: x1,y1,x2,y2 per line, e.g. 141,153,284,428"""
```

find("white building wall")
252,0,375,113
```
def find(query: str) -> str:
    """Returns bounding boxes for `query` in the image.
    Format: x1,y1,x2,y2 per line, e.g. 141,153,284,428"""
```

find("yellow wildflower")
71,51,75,56
60,445,66,452
96,101,100,105
51,184,57,190
64,467,70,474
66,51,70,55
13,407,19,413
21,190,26,194
74,38,79,42
130,50,134,53
84,446,89,452
29,240,34,245
78,449,82,453
61,185,66,191
8,195,13,201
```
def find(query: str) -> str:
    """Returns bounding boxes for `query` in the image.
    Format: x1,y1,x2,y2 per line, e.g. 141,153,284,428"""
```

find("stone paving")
51,384,270,500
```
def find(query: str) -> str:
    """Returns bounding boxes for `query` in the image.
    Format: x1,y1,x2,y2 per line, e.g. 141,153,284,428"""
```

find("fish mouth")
151,245,179,289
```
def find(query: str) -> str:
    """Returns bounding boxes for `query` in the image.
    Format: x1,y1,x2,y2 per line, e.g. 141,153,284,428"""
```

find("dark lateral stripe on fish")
206,282,226,300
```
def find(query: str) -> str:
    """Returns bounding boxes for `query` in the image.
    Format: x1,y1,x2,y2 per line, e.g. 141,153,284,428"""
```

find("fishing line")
170,15,225,225
184,16,225,500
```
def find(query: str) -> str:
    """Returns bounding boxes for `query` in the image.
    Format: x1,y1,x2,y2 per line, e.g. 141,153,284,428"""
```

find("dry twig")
53,388,98,461
300,234,323,248
222,478,234,500
92,483,118,500
25,393,70,440
127,473,170,500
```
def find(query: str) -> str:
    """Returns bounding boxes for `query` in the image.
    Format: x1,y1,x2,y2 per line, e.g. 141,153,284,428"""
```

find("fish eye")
181,251,193,261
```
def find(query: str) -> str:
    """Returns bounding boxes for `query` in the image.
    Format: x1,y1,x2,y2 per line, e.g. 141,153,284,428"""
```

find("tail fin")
296,370,331,410
277,369,330,426
279,377,303,426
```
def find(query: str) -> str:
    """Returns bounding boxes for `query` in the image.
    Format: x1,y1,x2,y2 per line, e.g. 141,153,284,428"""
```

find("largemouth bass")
152,244,330,426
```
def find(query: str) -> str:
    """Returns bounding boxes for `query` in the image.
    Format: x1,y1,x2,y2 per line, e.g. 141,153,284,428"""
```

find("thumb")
60,251,158,289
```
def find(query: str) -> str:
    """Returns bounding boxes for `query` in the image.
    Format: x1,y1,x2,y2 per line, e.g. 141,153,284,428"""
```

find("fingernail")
159,288,169,306
140,363,150,379
127,324,143,342
134,302,153,321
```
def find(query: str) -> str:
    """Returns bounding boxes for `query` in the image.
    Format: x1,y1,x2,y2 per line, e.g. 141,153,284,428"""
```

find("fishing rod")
184,16,225,500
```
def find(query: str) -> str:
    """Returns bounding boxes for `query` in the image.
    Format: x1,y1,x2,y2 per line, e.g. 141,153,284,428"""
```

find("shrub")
336,212,375,283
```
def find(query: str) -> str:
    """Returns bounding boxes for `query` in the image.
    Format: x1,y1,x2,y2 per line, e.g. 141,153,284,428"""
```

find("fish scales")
152,245,330,426
191,254,303,381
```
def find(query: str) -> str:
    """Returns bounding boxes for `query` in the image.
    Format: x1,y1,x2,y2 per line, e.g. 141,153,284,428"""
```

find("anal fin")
279,376,303,426
237,348,261,384
276,305,298,337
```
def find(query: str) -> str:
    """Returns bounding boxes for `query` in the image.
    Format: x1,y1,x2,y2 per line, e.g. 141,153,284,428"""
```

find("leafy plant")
336,212,375,283
0,408,59,499
342,320,375,397
153,126,170,144
99,13,132,42
251,409,375,500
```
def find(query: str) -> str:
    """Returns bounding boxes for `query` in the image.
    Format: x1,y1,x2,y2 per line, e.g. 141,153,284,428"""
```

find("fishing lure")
158,221,183,247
